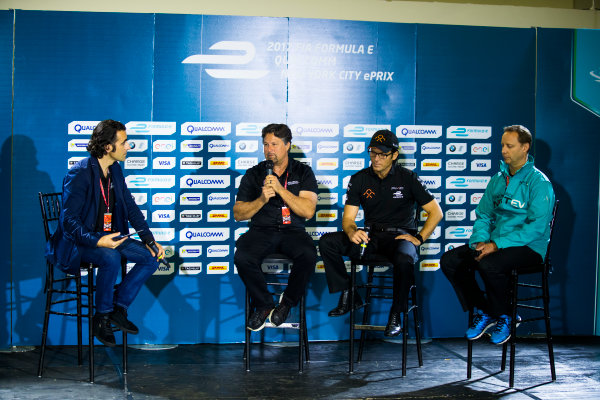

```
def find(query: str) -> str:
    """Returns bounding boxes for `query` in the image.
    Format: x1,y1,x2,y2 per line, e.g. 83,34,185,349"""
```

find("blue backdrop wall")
2,10,599,347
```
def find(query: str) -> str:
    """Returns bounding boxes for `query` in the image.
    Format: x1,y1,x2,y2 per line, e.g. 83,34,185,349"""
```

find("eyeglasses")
368,149,393,160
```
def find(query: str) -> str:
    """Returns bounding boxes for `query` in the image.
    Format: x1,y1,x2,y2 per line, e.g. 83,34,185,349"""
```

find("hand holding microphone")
145,240,169,268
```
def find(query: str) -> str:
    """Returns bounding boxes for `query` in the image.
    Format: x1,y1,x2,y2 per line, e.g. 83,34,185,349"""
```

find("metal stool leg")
298,295,305,373
467,309,473,379
357,266,375,362
542,270,556,381
244,289,251,372
411,284,423,367
37,264,54,378
87,266,94,383
76,272,83,366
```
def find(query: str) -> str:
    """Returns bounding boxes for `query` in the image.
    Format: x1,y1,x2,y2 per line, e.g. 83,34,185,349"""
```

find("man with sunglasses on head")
440,125,555,345
319,130,442,336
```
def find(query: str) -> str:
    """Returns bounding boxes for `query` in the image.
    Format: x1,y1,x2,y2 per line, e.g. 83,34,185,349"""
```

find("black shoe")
92,313,116,347
384,311,402,337
109,306,139,334
270,301,292,327
247,307,273,331
328,289,363,317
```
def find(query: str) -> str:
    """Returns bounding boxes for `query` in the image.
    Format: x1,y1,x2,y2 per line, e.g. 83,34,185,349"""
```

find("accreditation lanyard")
100,176,112,232
281,171,291,225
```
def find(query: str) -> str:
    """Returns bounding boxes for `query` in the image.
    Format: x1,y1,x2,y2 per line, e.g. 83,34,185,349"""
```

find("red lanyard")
99,177,110,211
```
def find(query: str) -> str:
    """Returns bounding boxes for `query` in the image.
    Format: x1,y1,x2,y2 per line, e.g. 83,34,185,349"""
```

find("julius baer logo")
182,41,268,79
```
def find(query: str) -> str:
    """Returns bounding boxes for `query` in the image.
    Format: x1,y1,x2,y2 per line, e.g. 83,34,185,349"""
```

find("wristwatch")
414,233,424,245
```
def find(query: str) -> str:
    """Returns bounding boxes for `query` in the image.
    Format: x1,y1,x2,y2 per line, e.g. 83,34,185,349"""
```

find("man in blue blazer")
46,119,165,346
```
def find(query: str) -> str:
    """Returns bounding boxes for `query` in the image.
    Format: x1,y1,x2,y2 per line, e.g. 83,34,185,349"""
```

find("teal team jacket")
469,155,555,259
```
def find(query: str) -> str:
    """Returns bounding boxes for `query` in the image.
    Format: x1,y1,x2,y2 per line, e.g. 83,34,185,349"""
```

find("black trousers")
234,228,316,311
319,231,418,313
440,244,542,318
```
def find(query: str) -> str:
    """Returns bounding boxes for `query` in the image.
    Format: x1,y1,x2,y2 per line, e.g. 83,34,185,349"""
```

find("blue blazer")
46,157,154,273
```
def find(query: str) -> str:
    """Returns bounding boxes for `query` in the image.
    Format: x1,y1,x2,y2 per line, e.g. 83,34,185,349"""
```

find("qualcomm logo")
207,192,231,205
471,159,491,171
343,124,391,137
447,126,492,139
446,176,490,189
179,245,202,258
419,176,441,189
208,140,232,153
125,157,148,170
68,121,99,135
420,243,441,255
180,175,231,189
292,123,339,138
182,41,268,79
396,125,442,138
180,228,230,242
152,210,175,223
236,140,258,153
306,227,338,240
236,123,268,136
126,121,176,135
180,193,202,205
317,193,338,205
343,141,365,154
421,142,442,154
181,140,203,152
153,157,176,170
207,245,230,258
181,122,231,136
317,141,339,153
152,192,175,206
316,175,338,189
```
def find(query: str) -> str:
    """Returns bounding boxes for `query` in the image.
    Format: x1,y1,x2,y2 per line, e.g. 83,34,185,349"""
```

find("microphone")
265,160,274,176
146,240,169,268
359,228,369,258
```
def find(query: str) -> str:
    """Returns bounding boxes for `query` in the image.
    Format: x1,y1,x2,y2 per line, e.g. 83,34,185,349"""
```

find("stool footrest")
265,322,300,329
354,324,385,331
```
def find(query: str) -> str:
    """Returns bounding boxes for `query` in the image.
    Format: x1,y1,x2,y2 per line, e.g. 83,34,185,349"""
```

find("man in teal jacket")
441,125,555,345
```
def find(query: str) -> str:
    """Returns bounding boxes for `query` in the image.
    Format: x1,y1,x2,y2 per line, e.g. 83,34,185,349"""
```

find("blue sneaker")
466,310,496,340
490,314,521,344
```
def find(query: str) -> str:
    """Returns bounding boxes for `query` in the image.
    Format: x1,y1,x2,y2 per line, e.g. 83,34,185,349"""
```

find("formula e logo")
182,41,268,79
445,226,473,239
343,124,390,137
447,126,491,139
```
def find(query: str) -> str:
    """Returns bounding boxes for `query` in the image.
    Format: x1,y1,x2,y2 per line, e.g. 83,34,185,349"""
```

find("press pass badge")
103,213,112,232
281,206,291,225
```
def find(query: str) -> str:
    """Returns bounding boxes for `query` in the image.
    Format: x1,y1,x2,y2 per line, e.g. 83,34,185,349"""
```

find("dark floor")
1,337,599,399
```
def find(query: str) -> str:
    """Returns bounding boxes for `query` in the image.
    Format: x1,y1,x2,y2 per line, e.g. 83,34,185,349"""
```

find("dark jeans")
78,238,159,314
440,244,542,318
319,231,418,313
234,228,317,310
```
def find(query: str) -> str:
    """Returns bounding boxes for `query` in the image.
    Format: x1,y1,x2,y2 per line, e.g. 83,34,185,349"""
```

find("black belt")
366,226,411,234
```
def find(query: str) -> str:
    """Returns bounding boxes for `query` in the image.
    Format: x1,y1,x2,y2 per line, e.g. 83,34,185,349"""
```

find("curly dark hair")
261,123,292,145
86,120,126,158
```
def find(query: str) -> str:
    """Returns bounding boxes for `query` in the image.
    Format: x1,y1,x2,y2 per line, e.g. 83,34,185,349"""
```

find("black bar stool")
37,192,128,383
243,254,310,373
467,200,558,388
349,254,423,376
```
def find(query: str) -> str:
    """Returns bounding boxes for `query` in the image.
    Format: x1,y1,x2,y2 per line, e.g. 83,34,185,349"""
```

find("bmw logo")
239,143,246,150
129,142,136,149
449,195,455,202
449,145,456,152
346,143,354,151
